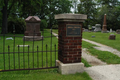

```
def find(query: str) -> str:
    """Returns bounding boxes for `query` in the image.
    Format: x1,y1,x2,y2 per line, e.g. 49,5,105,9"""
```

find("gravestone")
55,13,87,74
94,24,101,32
116,29,120,34
24,16,43,41
92,26,95,31
82,28,85,31
6,37,13,40
102,14,108,33
109,34,116,40
110,28,112,33
92,35,95,38
17,45,29,47
83,29,89,32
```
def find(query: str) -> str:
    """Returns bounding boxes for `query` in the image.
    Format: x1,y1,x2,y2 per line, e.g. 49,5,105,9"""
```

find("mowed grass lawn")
0,30,92,80
0,69,92,80
83,32,120,51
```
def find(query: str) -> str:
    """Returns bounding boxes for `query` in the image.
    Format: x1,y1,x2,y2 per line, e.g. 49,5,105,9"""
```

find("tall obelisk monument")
102,14,107,33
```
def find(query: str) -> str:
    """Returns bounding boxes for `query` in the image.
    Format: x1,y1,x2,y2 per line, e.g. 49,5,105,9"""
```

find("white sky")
70,0,80,13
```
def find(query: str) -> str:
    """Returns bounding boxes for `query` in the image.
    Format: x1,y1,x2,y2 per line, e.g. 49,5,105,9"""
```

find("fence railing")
0,29,58,72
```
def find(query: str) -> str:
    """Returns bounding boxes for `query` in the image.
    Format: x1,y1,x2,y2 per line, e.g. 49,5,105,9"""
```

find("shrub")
8,17,26,34
40,19,47,31
52,24,58,29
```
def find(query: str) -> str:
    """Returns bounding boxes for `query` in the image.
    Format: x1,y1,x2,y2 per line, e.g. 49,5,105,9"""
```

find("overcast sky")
70,0,80,13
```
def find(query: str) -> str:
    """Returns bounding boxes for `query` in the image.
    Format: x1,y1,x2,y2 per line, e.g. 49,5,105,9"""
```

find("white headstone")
110,28,112,33
92,26,96,28
83,29,89,32
94,24,101,32
6,37,13,40
17,45,29,47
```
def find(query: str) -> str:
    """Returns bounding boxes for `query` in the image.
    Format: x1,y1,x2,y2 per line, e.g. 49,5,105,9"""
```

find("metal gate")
0,29,58,72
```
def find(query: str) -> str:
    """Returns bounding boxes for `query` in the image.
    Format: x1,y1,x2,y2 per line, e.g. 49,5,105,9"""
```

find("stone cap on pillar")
25,16,41,23
55,13,87,22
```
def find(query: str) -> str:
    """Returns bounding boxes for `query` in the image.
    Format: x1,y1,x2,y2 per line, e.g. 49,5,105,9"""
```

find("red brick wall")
58,22,83,63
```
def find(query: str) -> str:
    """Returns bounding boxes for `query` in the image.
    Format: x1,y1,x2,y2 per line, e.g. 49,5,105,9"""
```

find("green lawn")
83,32,120,51
52,29,58,34
82,58,91,67
0,29,92,80
0,69,92,80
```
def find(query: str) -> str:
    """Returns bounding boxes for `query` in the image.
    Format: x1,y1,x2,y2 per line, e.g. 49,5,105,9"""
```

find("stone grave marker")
17,45,29,47
116,29,120,34
92,26,95,31
6,37,13,40
102,14,108,33
83,29,89,32
92,35,95,38
109,34,116,40
94,24,101,32
24,16,43,41
110,28,112,33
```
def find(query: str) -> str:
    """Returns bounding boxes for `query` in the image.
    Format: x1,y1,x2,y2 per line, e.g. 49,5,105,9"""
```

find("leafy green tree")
47,0,72,28
0,0,18,34
96,0,120,30
18,0,42,18
97,0,119,6
17,0,72,28
1,0,8,34
0,5,3,30
1,0,72,33
77,0,97,28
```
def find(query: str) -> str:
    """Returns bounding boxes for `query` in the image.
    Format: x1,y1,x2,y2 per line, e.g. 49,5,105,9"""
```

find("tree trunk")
1,0,8,34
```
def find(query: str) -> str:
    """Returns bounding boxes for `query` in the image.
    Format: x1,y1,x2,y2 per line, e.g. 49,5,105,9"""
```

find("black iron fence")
0,29,58,72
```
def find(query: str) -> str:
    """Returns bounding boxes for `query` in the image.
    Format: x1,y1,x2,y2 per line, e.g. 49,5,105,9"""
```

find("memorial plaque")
66,24,81,36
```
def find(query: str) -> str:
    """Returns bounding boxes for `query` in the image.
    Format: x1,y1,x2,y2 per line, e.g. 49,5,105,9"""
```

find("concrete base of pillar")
23,36,43,41
56,60,84,75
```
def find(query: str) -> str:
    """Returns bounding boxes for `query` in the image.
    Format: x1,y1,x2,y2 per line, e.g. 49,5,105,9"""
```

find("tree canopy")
77,0,120,30
77,0,97,28
1,0,120,34
0,0,72,34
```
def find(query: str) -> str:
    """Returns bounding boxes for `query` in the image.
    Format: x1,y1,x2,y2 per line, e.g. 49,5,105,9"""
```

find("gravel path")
82,38,120,57
82,48,107,66
85,64,120,80
82,38,120,80
52,32,120,80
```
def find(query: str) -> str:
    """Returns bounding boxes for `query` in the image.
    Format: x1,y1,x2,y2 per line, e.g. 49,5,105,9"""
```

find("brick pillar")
55,14,87,64
58,22,82,63
55,14,87,74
